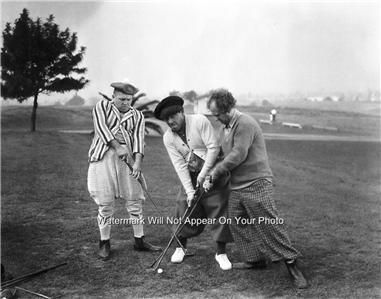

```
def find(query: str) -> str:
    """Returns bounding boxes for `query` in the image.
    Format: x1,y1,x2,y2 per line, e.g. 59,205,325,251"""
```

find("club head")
145,267,164,274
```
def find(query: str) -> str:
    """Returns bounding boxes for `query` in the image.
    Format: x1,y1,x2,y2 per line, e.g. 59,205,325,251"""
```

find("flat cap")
154,95,184,120
111,82,139,95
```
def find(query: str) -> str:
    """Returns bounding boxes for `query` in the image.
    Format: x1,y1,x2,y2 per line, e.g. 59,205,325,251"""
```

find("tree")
1,9,89,131
262,99,273,107
65,93,85,106
169,90,180,96
183,90,198,102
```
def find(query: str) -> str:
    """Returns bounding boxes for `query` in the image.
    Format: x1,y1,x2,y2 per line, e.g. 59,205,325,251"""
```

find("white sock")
132,224,144,238
98,215,111,240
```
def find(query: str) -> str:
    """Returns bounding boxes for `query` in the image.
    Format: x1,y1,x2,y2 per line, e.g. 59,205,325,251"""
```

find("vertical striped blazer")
88,99,145,162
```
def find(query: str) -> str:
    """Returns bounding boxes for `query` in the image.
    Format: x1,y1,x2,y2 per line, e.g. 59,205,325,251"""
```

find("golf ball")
157,268,163,274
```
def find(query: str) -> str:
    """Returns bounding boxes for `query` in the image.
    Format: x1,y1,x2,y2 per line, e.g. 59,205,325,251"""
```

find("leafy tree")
65,93,85,106
262,99,273,107
183,90,198,102
1,9,89,131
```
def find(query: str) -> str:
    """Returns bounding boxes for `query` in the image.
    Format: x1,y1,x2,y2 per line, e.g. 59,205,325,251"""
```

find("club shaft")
149,206,190,268
15,286,52,299
124,160,186,251
140,182,186,251
1,263,67,289
150,189,205,270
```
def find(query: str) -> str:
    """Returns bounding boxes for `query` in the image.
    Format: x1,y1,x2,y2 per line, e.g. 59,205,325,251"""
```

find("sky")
1,0,380,104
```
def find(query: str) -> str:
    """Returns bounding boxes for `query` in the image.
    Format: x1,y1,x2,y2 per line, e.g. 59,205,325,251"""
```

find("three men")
154,96,233,270
87,81,161,259
206,88,308,288
86,83,308,288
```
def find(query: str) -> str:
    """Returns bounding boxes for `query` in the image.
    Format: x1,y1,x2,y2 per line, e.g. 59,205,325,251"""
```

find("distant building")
306,95,340,102
323,96,340,102
368,91,380,102
193,94,211,115
306,96,324,102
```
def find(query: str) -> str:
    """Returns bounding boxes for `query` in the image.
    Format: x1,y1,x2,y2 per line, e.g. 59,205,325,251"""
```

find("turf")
1,127,380,298
2,104,380,138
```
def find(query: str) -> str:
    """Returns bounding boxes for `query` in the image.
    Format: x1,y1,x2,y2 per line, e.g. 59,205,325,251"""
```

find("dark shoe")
233,260,267,269
285,260,308,289
98,239,111,260
134,237,162,252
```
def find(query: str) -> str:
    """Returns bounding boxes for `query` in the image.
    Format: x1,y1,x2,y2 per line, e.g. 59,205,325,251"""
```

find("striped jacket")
88,99,145,162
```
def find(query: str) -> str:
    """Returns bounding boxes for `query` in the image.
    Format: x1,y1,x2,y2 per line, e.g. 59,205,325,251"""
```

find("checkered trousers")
229,179,300,263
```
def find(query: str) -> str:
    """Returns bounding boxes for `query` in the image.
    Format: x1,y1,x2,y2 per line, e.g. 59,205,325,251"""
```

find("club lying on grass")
15,286,52,299
148,187,205,272
1,263,67,289
123,159,187,253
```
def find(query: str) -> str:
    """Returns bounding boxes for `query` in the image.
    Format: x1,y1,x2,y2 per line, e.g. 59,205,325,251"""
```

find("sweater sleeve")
198,116,220,179
213,119,255,177
163,133,195,197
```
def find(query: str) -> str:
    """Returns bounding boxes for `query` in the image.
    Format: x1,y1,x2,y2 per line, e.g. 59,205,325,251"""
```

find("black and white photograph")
1,0,380,298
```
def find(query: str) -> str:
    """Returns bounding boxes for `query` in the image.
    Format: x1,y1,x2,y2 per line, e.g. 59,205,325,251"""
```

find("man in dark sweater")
205,88,308,289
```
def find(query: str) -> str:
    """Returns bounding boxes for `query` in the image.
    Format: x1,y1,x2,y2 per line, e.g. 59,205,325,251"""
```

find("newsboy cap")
111,82,139,95
154,95,184,120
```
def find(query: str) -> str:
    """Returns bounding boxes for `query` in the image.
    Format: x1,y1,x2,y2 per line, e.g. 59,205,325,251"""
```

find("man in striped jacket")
87,81,161,260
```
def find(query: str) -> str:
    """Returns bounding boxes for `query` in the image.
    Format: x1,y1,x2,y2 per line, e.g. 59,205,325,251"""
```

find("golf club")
1,263,67,289
122,158,186,253
148,204,190,269
15,286,52,299
149,187,205,271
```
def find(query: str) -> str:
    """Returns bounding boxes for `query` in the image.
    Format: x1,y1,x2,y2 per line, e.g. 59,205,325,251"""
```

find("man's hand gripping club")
110,139,142,179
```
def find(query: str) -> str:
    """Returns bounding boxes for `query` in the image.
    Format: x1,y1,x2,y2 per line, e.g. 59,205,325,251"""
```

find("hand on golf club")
195,174,205,189
202,175,213,192
187,192,195,207
131,161,142,179
120,155,141,179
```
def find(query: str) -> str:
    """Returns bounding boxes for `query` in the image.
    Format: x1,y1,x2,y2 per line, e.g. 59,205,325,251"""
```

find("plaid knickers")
229,179,300,263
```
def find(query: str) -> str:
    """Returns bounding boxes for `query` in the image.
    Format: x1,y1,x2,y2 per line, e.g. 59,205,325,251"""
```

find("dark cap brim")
154,96,184,120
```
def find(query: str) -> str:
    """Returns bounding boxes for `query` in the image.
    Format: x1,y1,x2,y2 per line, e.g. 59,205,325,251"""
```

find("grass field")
2,102,380,138
1,105,381,298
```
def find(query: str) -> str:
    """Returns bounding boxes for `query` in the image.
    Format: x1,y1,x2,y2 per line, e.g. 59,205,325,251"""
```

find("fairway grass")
1,130,380,298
